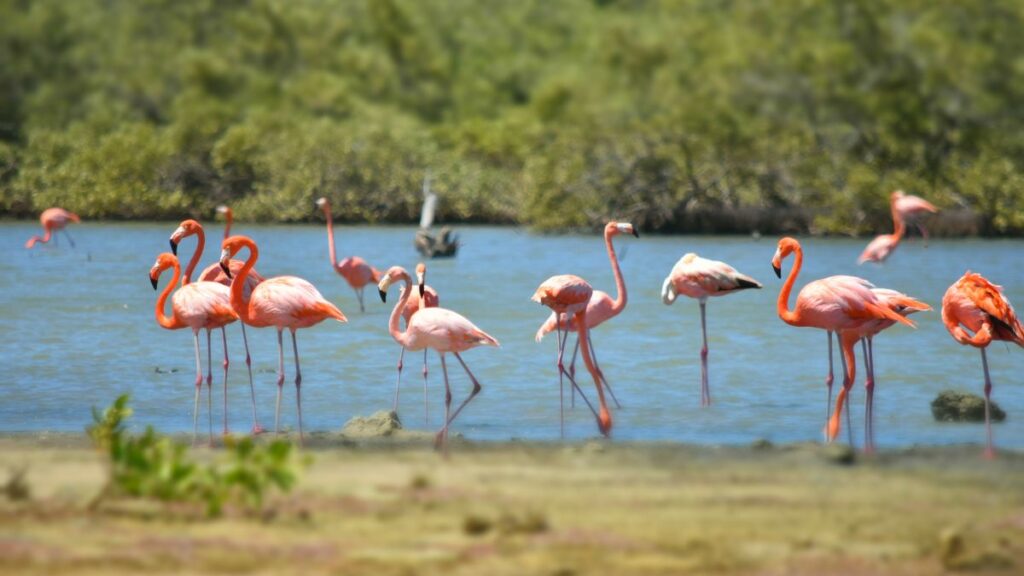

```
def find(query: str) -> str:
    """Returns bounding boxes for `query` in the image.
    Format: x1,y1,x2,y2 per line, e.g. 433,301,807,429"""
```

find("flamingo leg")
980,348,995,459
239,322,263,434
221,327,230,436
834,336,855,449
861,338,875,454
192,330,202,446
394,346,406,413
355,287,366,313
422,349,429,424
206,329,214,446
291,329,304,446
918,223,929,247
868,337,876,452
555,314,566,438
441,352,482,429
825,330,834,438
61,228,76,248
699,299,710,407
587,331,622,409
576,311,612,437
436,353,452,452
274,329,285,435
568,336,579,408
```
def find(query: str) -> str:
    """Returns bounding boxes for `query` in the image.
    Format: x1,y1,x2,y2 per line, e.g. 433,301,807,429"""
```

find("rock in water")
931,390,1006,423
341,411,403,438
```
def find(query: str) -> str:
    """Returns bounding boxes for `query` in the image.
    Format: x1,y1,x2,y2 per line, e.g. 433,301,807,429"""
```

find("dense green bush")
2,0,1024,234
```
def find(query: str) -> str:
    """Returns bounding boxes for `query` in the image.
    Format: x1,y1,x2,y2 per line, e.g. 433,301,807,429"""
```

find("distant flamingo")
25,207,80,249
661,253,762,406
169,219,265,434
859,204,905,264
533,275,612,437
316,197,381,312
150,253,238,444
942,272,1024,458
216,205,234,239
841,288,930,453
378,266,498,450
891,190,938,244
393,262,440,422
772,237,918,445
220,235,348,444
534,222,637,420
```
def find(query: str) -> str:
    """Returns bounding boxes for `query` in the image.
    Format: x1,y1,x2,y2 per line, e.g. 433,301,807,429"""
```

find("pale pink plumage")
317,197,381,312
857,233,901,264
25,207,80,249
891,190,937,220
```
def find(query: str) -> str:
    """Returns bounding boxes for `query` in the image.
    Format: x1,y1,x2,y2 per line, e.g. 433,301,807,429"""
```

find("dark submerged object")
931,390,1006,423
415,226,460,258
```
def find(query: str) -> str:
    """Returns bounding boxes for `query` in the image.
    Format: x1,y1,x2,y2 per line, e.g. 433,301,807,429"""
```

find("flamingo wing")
665,253,761,300
958,273,1024,343
894,194,938,216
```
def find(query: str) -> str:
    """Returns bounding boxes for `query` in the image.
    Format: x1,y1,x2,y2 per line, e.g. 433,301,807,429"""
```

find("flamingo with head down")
25,207,80,249
316,197,381,312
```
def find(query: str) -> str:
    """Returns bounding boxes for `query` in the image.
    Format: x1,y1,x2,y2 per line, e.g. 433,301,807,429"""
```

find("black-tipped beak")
419,283,425,297
632,229,640,239
378,289,387,303
220,261,232,279
169,239,178,256
772,264,782,279
150,275,158,290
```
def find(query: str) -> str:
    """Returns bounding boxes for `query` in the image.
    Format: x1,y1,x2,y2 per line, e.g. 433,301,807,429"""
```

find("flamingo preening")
25,207,80,249
316,197,381,312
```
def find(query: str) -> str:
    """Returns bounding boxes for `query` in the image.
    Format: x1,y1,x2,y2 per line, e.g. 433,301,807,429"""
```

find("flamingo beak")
169,239,178,256
150,275,158,290
632,229,639,238
772,264,782,278
221,261,232,279
378,289,387,303
419,282,425,298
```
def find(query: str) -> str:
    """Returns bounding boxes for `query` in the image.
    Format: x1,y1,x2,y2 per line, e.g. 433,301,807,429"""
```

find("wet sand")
1,433,1022,575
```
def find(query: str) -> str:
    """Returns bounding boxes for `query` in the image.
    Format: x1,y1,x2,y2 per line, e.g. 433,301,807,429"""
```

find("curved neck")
229,239,258,325
321,203,338,268
182,226,205,286
155,260,183,329
389,273,414,347
891,205,905,239
777,246,802,325
605,230,627,314
223,210,233,240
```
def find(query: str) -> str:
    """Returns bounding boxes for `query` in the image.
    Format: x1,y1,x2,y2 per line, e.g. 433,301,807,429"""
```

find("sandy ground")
1,433,1022,575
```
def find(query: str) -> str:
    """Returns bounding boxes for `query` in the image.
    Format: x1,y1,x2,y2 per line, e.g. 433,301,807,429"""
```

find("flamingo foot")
251,424,266,435
983,447,996,460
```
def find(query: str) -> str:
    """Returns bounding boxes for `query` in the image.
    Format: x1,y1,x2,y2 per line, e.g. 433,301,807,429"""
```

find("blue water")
1,222,1022,449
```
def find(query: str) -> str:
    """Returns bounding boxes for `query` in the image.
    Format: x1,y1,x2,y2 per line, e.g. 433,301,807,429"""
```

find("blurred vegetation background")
2,0,1024,235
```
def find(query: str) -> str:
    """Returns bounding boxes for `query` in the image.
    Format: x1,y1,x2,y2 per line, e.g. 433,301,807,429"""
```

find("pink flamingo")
661,253,762,406
532,275,612,437
891,190,938,244
25,207,80,249
150,253,238,444
216,205,234,239
859,203,905,264
393,262,440,421
316,197,381,312
220,235,347,444
378,266,498,450
942,272,1024,458
841,288,930,453
534,222,637,419
169,219,266,434
772,237,919,445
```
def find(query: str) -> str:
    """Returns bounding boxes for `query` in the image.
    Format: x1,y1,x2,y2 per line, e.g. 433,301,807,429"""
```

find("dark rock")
931,390,1006,423
821,444,856,465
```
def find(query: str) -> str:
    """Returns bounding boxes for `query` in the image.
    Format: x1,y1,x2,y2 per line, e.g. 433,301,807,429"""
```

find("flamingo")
661,253,762,407
941,272,1024,458
532,275,612,437
393,262,440,421
216,205,234,239
169,219,265,434
219,235,347,444
891,190,938,244
149,253,238,444
534,221,637,422
771,237,920,445
859,203,905,264
841,288,930,453
316,197,381,312
378,266,498,450
25,207,80,249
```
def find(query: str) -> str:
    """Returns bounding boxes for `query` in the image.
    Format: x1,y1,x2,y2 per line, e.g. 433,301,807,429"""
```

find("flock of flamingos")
24,191,1024,457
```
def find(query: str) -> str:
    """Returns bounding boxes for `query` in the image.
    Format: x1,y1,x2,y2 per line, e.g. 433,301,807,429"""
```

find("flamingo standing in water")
149,253,238,444
25,207,80,249
169,219,265,434
220,235,347,444
661,253,762,406
393,262,440,421
841,288,930,453
534,222,637,424
316,197,381,312
942,272,1024,458
891,190,938,244
378,266,498,450
533,275,613,437
771,237,920,445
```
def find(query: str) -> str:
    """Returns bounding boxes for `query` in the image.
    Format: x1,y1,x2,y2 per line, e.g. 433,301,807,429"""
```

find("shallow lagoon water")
1,222,1022,448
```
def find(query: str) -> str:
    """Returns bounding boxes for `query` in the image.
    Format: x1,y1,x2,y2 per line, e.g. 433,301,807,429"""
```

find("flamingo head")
169,219,202,256
149,252,177,289
598,407,613,437
377,265,410,303
219,235,252,279
606,221,639,238
890,189,905,202
772,237,801,278
215,205,231,216
415,262,427,297
315,197,329,210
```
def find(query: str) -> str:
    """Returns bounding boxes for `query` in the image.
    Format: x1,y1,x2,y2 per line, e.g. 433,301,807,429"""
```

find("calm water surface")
1,222,1022,449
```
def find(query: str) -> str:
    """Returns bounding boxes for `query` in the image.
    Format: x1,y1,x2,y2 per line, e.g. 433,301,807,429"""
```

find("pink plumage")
25,207,80,249
317,197,381,312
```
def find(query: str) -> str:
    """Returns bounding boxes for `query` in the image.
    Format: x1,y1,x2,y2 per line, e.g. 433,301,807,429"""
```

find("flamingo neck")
223,210,233,240
229,238,258,325
321,203,338,269
606,230,627,315
182,226,205,286
389,273,414,348
777,245,802,326
155,260,183,329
